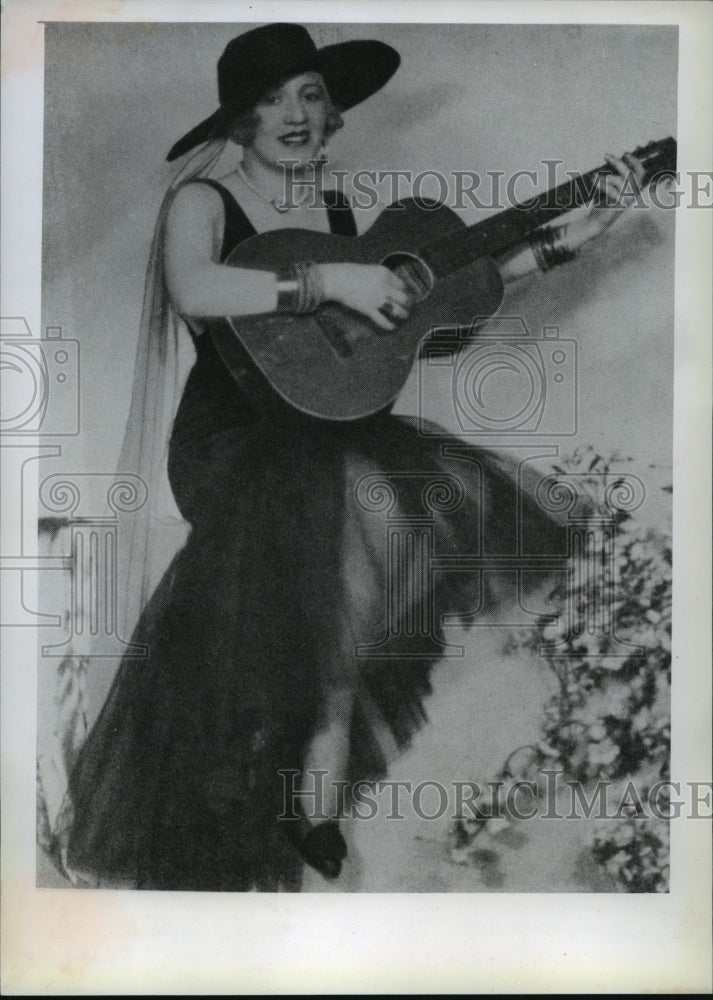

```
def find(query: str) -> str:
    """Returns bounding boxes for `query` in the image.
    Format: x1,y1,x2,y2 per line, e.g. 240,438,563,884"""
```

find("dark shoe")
298,820,347,880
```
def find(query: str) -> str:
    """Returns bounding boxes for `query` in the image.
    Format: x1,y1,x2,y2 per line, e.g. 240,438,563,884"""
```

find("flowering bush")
450,448,672,891
587,765,671,893
591,820,670,893
536,514,671,786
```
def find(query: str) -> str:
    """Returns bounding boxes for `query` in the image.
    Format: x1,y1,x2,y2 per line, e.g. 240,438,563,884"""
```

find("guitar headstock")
628,137,677,184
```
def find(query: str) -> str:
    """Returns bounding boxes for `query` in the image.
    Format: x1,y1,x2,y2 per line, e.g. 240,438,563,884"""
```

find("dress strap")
324,188,358,237
187,178,258,261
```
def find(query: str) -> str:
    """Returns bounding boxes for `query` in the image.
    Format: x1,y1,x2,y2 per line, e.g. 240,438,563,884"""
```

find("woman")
65,23,643,891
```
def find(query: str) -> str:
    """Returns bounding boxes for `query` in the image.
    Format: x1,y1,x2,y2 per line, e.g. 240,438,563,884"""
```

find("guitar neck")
420,161,638,278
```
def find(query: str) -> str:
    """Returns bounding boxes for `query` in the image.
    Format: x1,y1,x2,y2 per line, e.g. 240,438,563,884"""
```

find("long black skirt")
65,406,566,891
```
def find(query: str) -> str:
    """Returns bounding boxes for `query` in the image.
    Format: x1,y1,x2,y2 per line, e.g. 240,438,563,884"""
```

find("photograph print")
33,17,679,896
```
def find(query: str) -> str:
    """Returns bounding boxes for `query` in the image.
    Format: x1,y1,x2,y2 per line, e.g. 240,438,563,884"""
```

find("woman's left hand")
564,151,647,250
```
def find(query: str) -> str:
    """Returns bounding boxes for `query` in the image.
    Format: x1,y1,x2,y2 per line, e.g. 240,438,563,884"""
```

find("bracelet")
276,267,301,312
275,262,326,313
529,226,579,272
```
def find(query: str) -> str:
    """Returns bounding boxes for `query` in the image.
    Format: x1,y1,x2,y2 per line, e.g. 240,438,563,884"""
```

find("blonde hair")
225,85,344,147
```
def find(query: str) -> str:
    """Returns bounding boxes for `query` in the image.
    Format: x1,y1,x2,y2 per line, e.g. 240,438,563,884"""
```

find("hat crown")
217,23,320,107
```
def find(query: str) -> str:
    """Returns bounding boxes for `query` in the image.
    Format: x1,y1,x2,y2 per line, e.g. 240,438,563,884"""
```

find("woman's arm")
496,242,542,283
164,184,411,330
164,184,279,317
495,152,646,284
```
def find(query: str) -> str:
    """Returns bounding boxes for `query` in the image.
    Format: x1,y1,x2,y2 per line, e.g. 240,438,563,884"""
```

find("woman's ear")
228,122,247,146
226,110,259,148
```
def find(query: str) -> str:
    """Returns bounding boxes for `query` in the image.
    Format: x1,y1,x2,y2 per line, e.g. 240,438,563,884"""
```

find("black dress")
66,180,567,891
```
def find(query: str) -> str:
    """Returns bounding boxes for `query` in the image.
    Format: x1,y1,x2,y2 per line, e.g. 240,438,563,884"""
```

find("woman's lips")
279,131,311,145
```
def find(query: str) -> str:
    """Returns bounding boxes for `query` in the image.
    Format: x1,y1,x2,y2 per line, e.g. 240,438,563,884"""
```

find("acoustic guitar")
212,138,676,421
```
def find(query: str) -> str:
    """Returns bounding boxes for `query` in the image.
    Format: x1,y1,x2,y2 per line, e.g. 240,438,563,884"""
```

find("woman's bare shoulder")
171,181,222,214
165,181,225,251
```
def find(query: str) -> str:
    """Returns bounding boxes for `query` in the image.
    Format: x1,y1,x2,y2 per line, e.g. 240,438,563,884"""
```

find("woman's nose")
283,97,307,123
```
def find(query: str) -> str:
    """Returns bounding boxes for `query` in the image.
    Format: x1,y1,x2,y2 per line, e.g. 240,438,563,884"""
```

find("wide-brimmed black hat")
166,23,400,161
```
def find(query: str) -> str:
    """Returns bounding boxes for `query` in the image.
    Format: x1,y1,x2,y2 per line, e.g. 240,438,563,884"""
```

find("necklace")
235,161,313,214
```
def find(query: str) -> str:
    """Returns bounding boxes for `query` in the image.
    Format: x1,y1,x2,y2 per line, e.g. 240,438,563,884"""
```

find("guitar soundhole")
382,252,435,302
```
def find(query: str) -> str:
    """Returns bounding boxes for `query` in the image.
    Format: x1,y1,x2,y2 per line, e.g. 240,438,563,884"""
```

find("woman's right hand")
316,263,412,331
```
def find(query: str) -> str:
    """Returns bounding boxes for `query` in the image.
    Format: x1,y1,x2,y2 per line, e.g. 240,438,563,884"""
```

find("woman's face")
244,71,330,171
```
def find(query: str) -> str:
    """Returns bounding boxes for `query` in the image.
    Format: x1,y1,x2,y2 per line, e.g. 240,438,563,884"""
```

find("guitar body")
213,198,505,421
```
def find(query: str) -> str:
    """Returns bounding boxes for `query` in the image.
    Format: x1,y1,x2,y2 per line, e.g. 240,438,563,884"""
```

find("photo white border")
2,0,711,993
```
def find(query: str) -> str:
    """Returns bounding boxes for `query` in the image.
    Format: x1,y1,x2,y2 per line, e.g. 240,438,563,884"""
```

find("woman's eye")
304,90,325,102
261,94,280,106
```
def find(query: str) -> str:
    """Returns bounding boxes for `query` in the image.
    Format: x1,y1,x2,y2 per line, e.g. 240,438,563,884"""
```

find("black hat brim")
167,38,399,161
166,107,232,162
315,40,400,113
